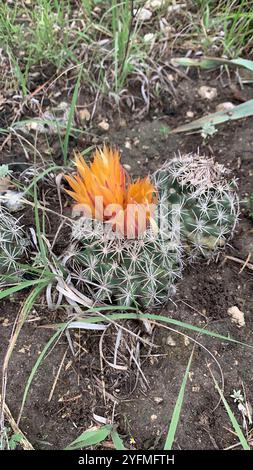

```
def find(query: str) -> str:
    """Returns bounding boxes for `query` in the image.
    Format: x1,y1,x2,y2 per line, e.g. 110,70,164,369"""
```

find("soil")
1,68,253,450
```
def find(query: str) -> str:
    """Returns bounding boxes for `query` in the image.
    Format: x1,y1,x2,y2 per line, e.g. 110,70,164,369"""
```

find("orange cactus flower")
65,145,157,238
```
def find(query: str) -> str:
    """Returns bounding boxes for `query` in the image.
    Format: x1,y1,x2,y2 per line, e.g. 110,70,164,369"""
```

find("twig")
0,395,34,450
48,349,68,402
225,255,253,271
239,252,252,274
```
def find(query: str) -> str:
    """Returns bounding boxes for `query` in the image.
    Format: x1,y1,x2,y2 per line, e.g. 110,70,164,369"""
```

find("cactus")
64,146,183,308
0,207,26,274
69,218,182,308
65,147,239,308
153,153,240,261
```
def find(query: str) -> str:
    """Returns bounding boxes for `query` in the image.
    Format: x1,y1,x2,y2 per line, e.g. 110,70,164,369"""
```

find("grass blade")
62,65,83,164
171,99,253,134
66,311,253,349
0,277,53,300
18,326,65,423
171,56,253,72
2,284,48,429
65,425,112,450
164,349,194,450
209,370,250,450
111,428,126,450
33,182,47,261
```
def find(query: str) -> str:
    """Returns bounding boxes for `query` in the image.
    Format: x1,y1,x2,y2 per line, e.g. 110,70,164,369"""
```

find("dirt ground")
0,68,253,450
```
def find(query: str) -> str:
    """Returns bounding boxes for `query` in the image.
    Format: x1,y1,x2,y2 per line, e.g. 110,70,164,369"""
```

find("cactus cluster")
65,147,239,308
153,153,239,262
69,218,182,308
0,207,26,275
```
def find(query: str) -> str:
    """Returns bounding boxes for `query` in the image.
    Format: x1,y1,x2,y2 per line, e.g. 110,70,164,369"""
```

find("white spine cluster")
0,207,26,274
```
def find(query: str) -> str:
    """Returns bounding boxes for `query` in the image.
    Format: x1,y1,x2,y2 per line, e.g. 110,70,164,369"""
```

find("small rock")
119,118,127,128
153,397,163,404
134,8,152,21
125,141,132,150
168,3,186,14
166,335,176,346
145,0,164,9
150,414,157,422
123,164,131,172
78,108,91,123
144,33,155,43
227,306,245,328
186,110,194,118
198,86,217,100
184,336,190,346
216,102,235,112
98,120,109,131
189,371,194,382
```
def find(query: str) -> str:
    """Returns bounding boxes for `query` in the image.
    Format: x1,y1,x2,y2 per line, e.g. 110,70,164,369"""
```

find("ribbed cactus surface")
0,207,26,274
66,149,240,309
153,153,239,261
69,219,182,308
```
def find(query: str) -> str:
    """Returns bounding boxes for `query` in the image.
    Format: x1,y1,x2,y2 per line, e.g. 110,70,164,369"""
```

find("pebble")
134,8,152,21
150,414,158,422
184,336,190,346
153,397,163,404
125,141,132,150
78,108,91,123
144,33,156,43
123,164,131,171
227,306,245,328
198,86,217,100
98,120,109,131
166,335,176,346
216,102,235,112
186,110,194,118
145,0,164,9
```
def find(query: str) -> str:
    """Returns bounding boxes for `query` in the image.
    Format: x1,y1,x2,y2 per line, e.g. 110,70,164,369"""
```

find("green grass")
164,349,194,450
64,424,126,450
195,0,253,58
209,368,250,450
62,65,83,165
0,0,71,70
0,1,146,96
0,1,252,96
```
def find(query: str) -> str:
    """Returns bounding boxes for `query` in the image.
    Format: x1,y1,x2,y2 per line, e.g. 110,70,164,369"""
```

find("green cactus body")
69,219,182,308
67,153,239,307
0,207,26,274
153,153,239,260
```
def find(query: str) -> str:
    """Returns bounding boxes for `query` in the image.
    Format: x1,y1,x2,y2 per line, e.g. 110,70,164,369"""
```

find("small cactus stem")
69,212,183,308
153,152,240,259
0,206,27,275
